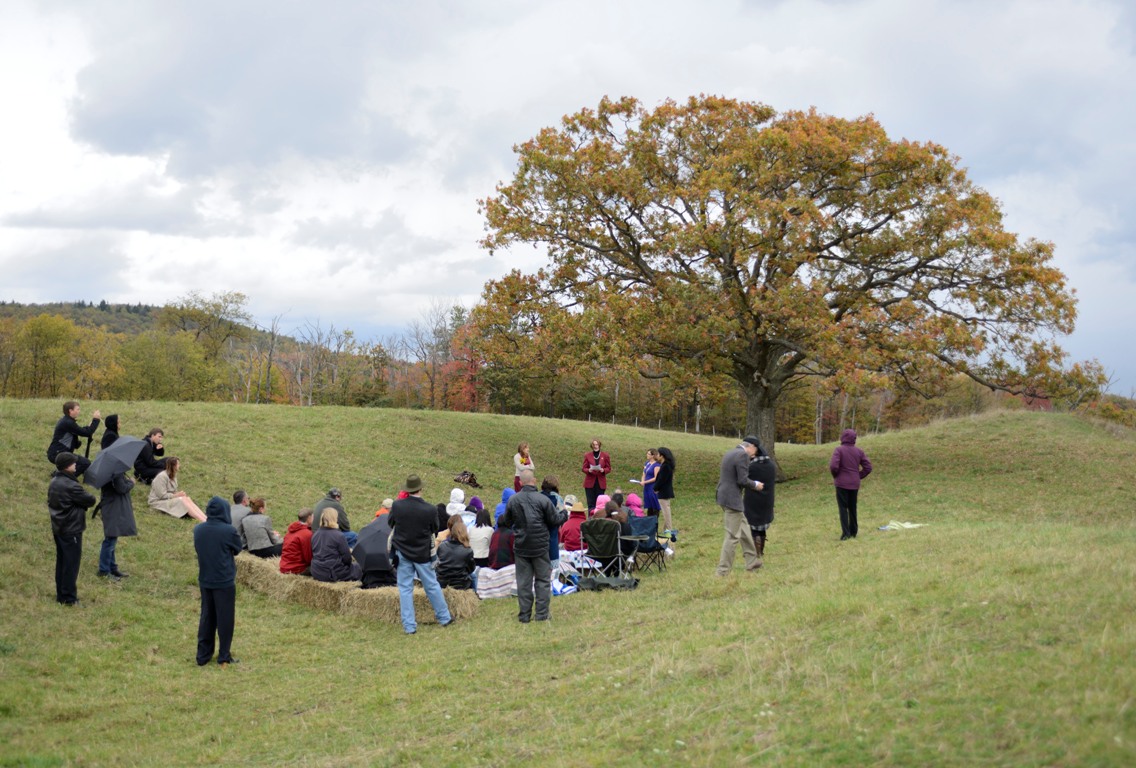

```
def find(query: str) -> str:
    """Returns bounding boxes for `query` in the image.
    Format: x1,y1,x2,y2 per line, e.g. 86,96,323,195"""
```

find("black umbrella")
84,436,145,488
353,516,394,573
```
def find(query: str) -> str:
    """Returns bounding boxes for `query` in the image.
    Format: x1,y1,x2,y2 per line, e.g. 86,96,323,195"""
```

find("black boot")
756,531,766,559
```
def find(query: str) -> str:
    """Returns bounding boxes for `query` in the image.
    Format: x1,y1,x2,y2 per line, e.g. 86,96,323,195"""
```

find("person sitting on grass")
133,428,167,484
436,516,475,590
468,507,494,568
148,457,206,522
310,509,361,583
239,498,284,559
47,401,100,477
279,509,315,575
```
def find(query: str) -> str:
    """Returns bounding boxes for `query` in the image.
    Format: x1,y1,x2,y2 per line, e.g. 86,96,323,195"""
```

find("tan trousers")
716,507,761,575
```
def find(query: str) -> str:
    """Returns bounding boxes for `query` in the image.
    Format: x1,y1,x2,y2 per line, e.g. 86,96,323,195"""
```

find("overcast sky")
2,0,1133,393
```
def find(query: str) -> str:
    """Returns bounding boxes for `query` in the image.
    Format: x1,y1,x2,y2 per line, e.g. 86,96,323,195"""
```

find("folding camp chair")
580,518,628,578
628,515,667,573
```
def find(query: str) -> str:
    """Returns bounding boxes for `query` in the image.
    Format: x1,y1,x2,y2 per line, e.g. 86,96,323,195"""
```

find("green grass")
1,400,1134,766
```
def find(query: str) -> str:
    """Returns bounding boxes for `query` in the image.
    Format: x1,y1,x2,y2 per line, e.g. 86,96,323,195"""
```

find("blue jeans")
395,550,451,633
344,531,358,548
98,537,117,575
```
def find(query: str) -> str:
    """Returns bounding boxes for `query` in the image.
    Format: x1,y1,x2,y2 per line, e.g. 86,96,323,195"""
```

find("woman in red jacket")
581,438,612,513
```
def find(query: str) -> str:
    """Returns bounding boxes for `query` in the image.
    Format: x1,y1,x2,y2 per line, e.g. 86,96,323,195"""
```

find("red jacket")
279,521,313,574
582,450,612,490
560,509,587,551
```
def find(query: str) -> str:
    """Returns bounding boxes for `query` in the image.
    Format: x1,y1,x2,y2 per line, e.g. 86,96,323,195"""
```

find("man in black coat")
47,452,97,605
193,496,242,667
133,428,166,484
501,469,568,623
46,401,100,477
388,474,452,634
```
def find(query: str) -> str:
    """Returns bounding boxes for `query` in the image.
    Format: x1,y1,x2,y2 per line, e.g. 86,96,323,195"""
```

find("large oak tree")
480,95,1095,450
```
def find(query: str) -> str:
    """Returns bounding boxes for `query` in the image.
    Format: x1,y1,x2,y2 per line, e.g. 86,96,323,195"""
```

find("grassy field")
0,399,1134,767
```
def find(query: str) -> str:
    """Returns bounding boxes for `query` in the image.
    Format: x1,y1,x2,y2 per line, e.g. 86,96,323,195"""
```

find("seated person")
607,501,637,557
230,490,252,548
279,509,315,575
559,496,587,552
100,413,120,450
310,509,361,583
148,457,206,522
468,507,494,567
354,512,396,589
488,519,515,570
313,488,356,548
134,429,167,484
436,517,475,590
239,498,283,559
46,401,100,477
624,492,644,518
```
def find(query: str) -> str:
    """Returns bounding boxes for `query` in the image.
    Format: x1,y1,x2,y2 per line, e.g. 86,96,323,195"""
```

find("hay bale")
289,578,358,613
236,553,480,625
235,554,299,601
340,586,478,624
341,587,403,623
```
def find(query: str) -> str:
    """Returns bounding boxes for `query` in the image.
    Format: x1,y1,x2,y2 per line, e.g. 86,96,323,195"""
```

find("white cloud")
1,0,1133,391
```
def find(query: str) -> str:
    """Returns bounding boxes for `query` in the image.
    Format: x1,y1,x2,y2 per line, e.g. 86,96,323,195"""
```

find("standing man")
230,490,252,549
133,429,166,484
581,438,612,513
47,452,97,605
715,436,764,576
193,496,242,667
830,429,872,540
46,401,101,477
314,488,355,547
388,475,453,635
502,468,568,623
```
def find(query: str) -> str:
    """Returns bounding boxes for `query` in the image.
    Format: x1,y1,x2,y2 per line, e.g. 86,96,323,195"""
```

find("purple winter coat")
829,429,872,490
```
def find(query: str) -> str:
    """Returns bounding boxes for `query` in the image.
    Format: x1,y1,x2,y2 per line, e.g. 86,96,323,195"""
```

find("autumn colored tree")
158,290,251,362
480,95,1101,450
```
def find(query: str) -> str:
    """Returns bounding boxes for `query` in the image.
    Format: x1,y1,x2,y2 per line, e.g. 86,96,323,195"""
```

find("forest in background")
2,293,1133,442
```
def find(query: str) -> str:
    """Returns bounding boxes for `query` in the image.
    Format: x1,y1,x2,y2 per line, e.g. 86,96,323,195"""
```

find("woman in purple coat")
830,429,872,540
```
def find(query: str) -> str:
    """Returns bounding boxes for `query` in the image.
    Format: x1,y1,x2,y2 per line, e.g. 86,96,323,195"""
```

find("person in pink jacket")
830,429,872,540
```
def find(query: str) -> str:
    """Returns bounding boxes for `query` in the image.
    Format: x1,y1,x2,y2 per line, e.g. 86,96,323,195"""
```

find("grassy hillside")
1,400,1134,767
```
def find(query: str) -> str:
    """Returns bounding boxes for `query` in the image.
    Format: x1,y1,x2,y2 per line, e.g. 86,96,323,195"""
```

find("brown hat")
403,474,423,493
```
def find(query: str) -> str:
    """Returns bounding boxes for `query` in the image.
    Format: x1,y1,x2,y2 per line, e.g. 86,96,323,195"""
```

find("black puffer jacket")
501,486,567,557
47,470,96,536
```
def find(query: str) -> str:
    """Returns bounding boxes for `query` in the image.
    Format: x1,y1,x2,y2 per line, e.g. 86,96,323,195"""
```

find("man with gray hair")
501,468,568,623
715,436,765,576
230,490,251,549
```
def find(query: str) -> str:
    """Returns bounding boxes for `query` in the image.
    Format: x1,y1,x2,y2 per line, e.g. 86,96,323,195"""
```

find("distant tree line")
2,291,1128,440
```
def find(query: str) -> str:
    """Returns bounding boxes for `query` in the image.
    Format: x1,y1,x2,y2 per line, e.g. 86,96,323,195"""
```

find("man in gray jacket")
715,436,765,576
501,469,568,623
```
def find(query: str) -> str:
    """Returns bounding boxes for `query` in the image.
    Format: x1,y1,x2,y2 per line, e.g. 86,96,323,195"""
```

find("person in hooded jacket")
47,452,97,605
100,414,120,450
193,496,242,666
830,429,872,540
494,487,515,525
97,468,136,580
279,509,315,575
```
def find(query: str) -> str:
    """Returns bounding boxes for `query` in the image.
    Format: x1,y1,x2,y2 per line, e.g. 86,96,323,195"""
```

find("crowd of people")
44,399,874,657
